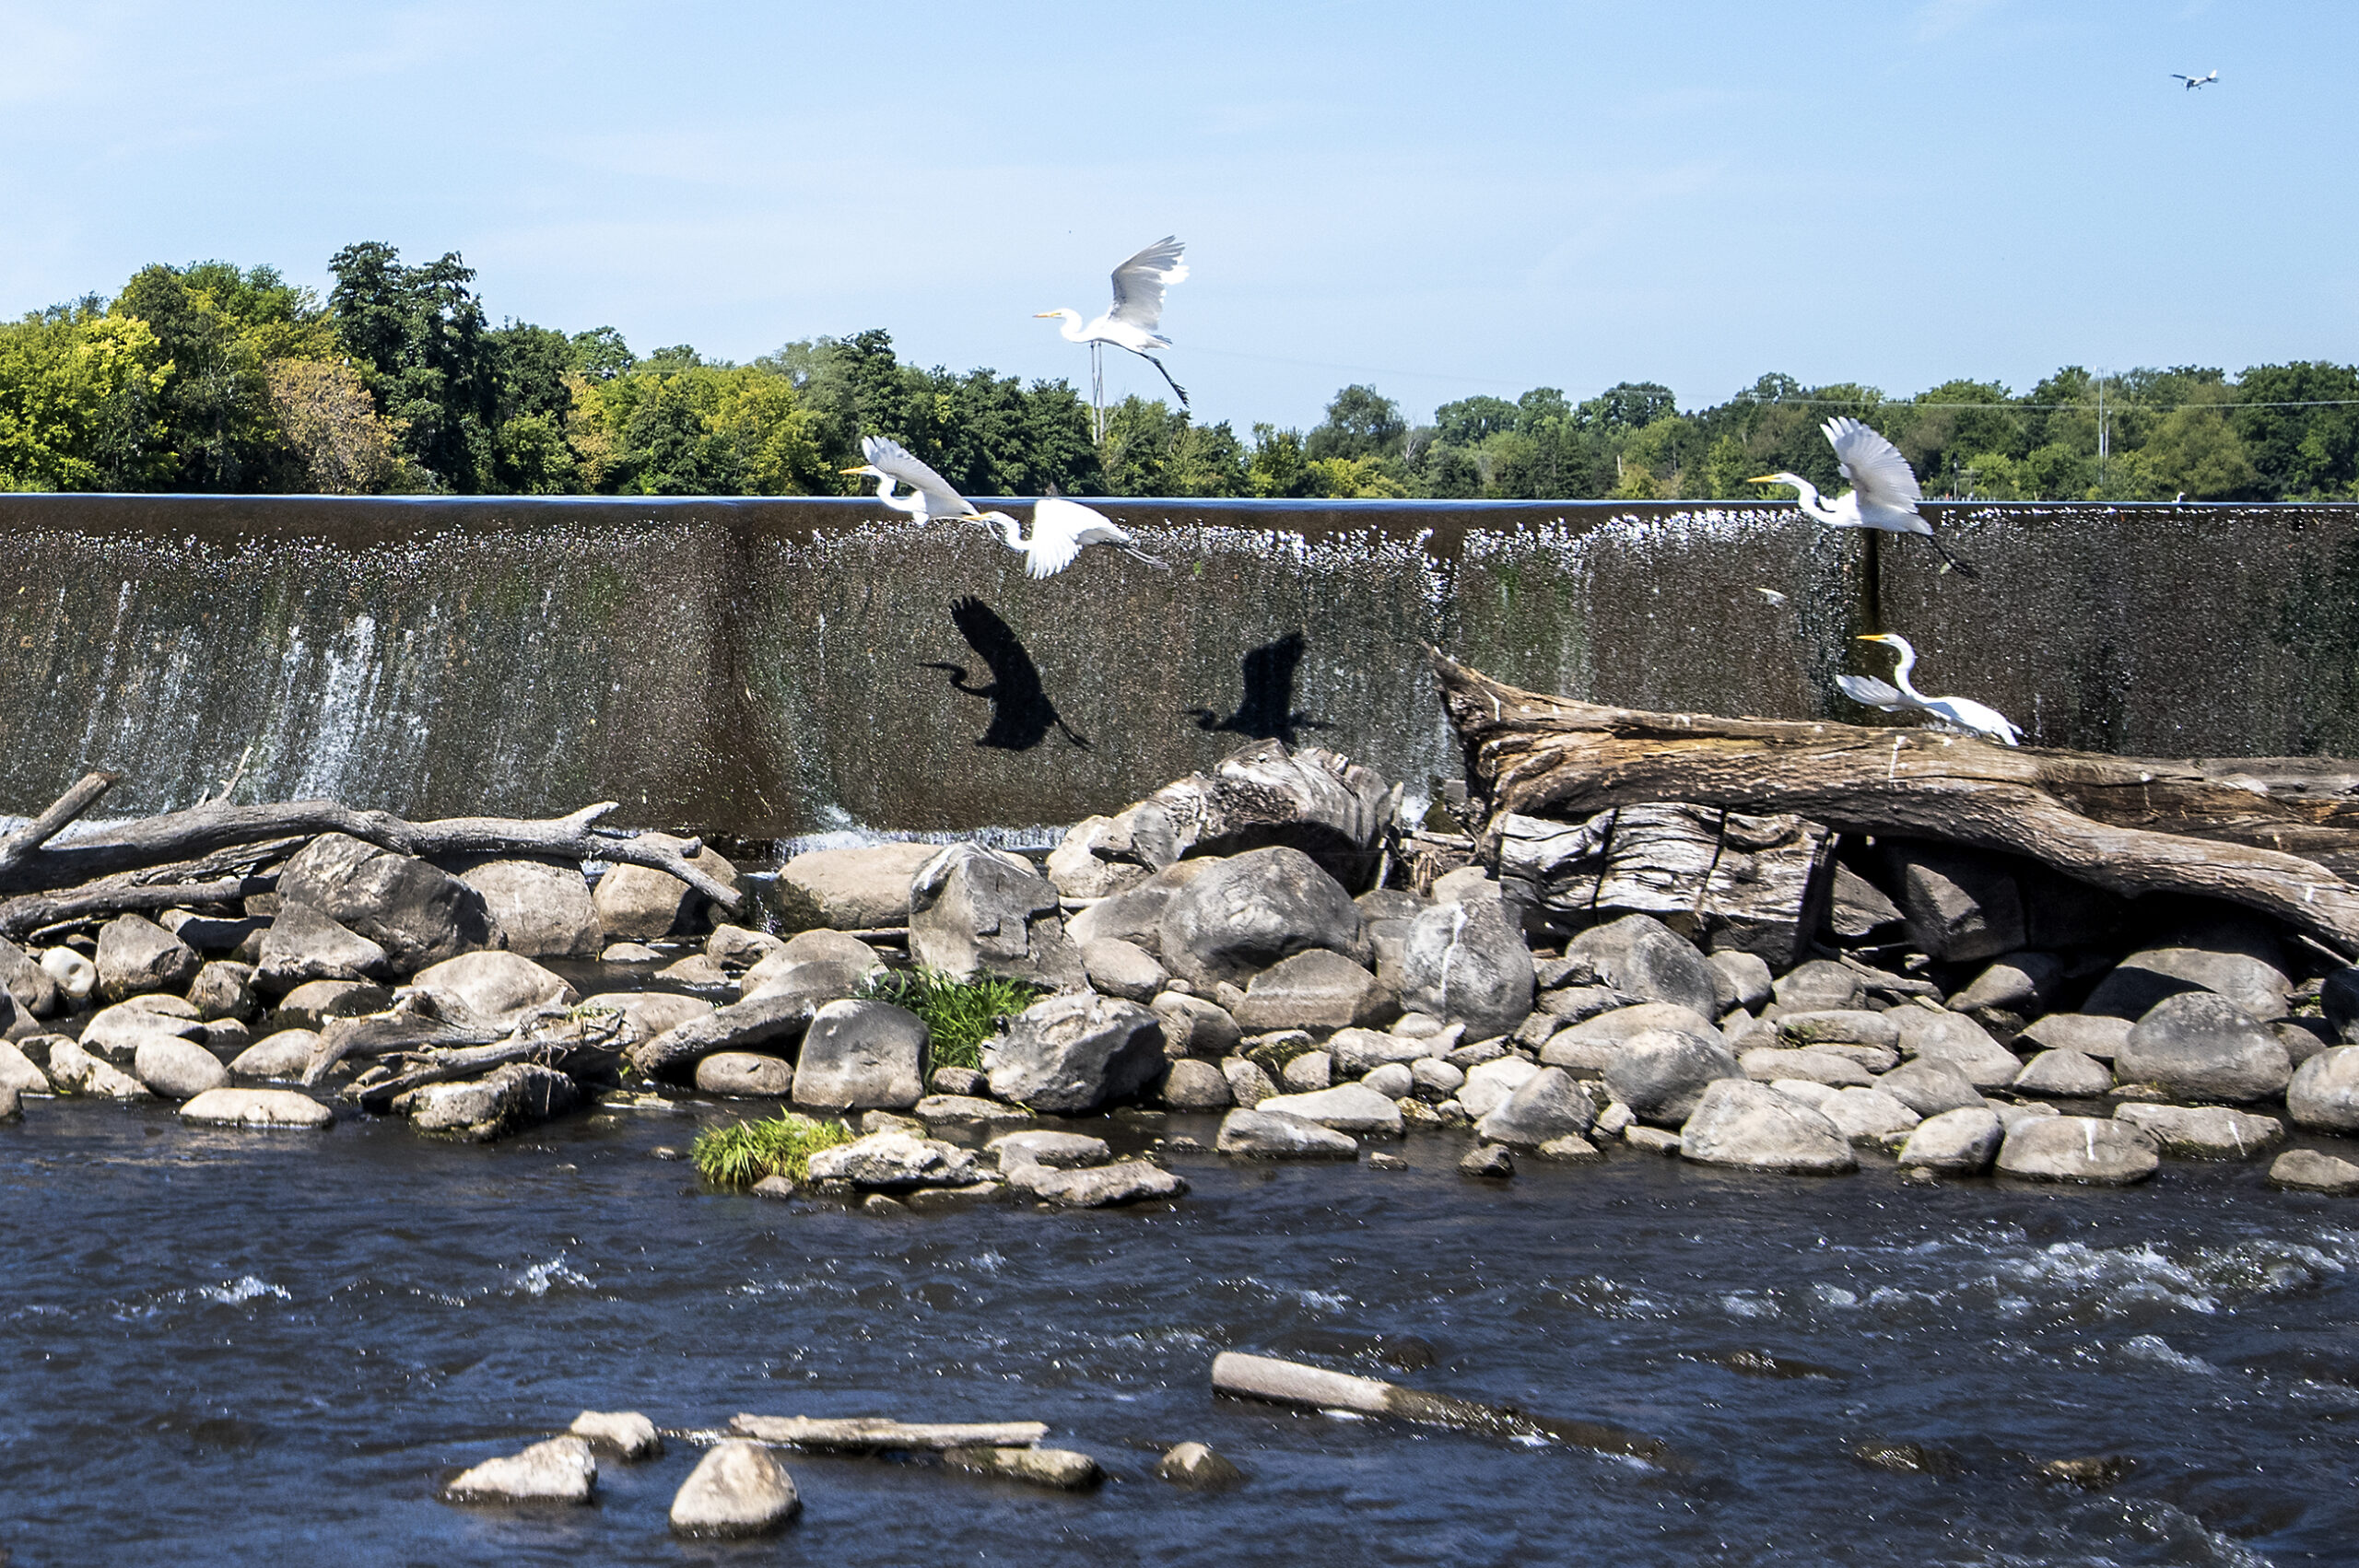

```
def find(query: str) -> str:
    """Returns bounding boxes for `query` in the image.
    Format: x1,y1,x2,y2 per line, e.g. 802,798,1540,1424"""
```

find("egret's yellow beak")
1746,474,1780,485
1033,311,1060,319
839,465,867,475
1854,633,1892,644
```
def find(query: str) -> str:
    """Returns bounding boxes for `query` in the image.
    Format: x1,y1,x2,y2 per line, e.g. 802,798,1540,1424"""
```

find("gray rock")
669,1439,799,1537
1773,1010,1901,1050
1819,1086,1922,1143
943,1445,1103,1489
1066,860,1218,955
1156,1442,1245,1490
0,936,61,1015
1992,1100,2061,1133
1149,991,1242,1059
1740,1047,1874,1087
1708,950,1773,1016
280,832,499,971
1428,865,1501,906
1536,1133,1603,1160
591,834,737,942
1399,899,1532,1040
569,1410,663,1461
792,999,927,1110
1877,841,2025,963
659,954,728,987
990,1129,1112,1168
1565,914,1715,1019
929,1065,986,1096
1828,862,1905,940
1215,1107,1360,1158
2116,991,2291,1103
706,924,787,970
2114,1102,2283,1160
1046,813,1151,901
34,944,93,1006
2278,1019,2336,1067
1361,1061,1414,1097
1257,1082,1402,1136
178,1086,333,1128
1947,951,2065,1015
2325,967,2359,1044
1457,1055,1539,1118
778,841,942,931
257,902,393,989
1772,959,1865,1012
629,988,831,1079
1278,1049,1332,1092
1411,1058,1465,1098
2286,1046,2359,1132
1896,1106,2003,1172
404,1062,580,1141
446,1435,596,1504
1018,1160,1188,1207
2084,951,2289,1024
744,931,884,992
913,1094,1030,1123
587,990,716,1049
1603,1028,1743,1127
2270,1148,2359,1193
696,1052,797,1095
2015,1012,2132,1060
1625,1124,1683,1153
1679,1079,1858,1173
133,1036,229,1100
804,1129,981,1188
82,1001,208,1059
1158,848,1365,989
1235,949,1393,1033
0,1038,47,1096
412,951,575,1026
1159,1057,1233,1110
1869,1059,1986,1117
1220,1055,1277,1108
910,844,1085,990
45,1038,150,1097
456,858,603,958
1081,938,1168,1001
1539,1001,1719,1073
1895,1009,2024,1090
1996,1117,2159,1184
601,942,659,963
1474,1065,1594,1147
1460,1142,1516,1177
2013,1048,2114,1098
741,958,872,1015
986,993,1165,1113
1535,983,1642,1023
95,914,202,1003
1327,1026,1443,1075
184,961,258,1023
229,1030,318,1081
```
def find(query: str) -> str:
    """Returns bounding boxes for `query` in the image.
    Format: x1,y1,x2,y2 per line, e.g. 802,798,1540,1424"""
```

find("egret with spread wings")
1038,237,1191,434
968,497,1169,579
1837,633,2022,745
1751,416,1978,577
841,435,979,524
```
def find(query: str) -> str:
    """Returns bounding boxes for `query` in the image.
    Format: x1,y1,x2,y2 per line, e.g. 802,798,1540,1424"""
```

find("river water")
4,1100,2354,1566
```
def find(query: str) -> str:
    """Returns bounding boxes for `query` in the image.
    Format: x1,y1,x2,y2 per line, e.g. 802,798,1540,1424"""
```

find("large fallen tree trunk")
1428,648,2359,957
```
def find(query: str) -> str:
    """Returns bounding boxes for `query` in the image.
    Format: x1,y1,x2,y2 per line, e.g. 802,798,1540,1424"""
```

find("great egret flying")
967,497,1169,579
841,435,979,524
1838,632,2022,746
2171,69,2219,89
1038,237,1191,435
1751,416,1978,577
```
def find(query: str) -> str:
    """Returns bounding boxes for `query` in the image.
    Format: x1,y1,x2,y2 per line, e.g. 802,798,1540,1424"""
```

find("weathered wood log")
0,771,120,883
0,799,738,910
0,875,272,940
343,1006,626,1106
1429,648,2359,956
729,1415,1049,1452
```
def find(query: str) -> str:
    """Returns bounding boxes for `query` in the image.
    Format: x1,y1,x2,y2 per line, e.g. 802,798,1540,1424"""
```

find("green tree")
1306,383,1406,461
0,303,173,490
327,242,495,491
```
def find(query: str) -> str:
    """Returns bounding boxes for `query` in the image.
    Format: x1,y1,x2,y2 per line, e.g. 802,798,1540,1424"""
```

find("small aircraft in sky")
2171,69,2220,90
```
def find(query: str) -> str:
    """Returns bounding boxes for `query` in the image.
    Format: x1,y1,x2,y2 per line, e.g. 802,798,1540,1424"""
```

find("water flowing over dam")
3,495,2355,836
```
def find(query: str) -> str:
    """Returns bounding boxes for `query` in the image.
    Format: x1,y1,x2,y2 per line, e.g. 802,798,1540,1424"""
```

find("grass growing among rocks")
692,1111,855,1188
858,965,1046,1071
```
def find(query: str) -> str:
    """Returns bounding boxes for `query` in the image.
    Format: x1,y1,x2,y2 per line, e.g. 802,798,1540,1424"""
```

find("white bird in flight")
1751,416,1978,577
967,497,1169,579
2172,69,2219,89
1838,632,2022,746
1037,237,1191,413
841,435,978,524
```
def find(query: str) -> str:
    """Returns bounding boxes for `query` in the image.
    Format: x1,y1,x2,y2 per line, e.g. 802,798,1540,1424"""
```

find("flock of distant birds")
846,239,2026,745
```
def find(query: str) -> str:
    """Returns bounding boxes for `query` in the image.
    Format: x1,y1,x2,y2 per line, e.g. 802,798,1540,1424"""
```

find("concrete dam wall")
2,494,2354,839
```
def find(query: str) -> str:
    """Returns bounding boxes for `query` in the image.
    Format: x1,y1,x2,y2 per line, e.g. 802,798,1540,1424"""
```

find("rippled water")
5,1102,2356,1566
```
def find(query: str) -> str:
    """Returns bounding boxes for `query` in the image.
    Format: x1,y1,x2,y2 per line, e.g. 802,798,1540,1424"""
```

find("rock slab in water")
1680,1079,1858,1173
456,858,602,958
987,993,1166,1114
96,914,202,1003
1256,1082,1402,1136
1399,899,1534,1041
1474,1065,1594,1147
1156,847,1366,989
1995,1117,2159,1184
914,1094,1030,1123
445,1435,596,1504
944,1445,1104,1490
2113,1102,2283,1160
1459,1142,1515,1177
1157,1441,1244,1490
2270,1148,2359,1193
792,999,927,1110
1605,1028,1743,1128
569,1410,663,1460
909,844,1085,990
2286,1047,2359,1132
1018,1160,1188,1207
1215,1107,1359,1158
1896,1106,2003,1172
2115,991,2291,1103
1564,914,1717,1020
670,1439,799,1536
405,1063,579,1141
804,1129,981,1188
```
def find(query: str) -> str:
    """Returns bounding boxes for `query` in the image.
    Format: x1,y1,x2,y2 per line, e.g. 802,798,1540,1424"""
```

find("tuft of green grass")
857,965,1047,1071
692,1110,855,1188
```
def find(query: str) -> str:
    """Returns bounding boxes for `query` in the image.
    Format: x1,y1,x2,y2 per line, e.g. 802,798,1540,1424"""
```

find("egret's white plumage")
841,435,978,523
1037,237,1191,408
1844,633,2021,746
968,497,1168,579
1750,417,1977,575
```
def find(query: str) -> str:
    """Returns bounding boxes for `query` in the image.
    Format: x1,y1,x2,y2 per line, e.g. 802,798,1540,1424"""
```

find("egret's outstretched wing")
861,435,977,519
1834,673,1907,711
1106,237,1189,332
1822,416,1923,509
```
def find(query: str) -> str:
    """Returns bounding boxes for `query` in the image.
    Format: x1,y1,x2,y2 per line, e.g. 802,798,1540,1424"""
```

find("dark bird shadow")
920,597,1089,751
1186,631,1328,743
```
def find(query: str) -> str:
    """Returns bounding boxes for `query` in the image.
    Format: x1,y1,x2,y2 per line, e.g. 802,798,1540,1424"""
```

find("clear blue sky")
0,1,2342,430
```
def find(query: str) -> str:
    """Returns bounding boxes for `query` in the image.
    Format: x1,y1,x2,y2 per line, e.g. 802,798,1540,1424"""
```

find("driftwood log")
728,1416,1050,1452
1430,648,2359,957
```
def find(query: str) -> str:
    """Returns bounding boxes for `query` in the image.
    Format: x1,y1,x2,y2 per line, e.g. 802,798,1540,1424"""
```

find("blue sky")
0,1,2342,430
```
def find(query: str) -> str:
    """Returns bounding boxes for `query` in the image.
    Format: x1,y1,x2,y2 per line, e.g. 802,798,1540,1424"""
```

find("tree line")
1,245,2353,503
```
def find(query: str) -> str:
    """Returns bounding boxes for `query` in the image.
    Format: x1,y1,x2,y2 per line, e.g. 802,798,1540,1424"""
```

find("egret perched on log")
1037,237,1191,434
1839,632,2022,746
967,497,1168,579
1750,417,1977,577
841,435,978,524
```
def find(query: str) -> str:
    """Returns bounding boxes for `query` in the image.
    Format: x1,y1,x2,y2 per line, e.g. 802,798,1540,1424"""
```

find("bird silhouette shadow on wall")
1186,631,1328,744
920,597,1090,751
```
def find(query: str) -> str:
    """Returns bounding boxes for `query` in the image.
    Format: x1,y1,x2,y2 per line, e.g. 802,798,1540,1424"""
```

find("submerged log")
728,1415,1050,1452
1428,648,2359,956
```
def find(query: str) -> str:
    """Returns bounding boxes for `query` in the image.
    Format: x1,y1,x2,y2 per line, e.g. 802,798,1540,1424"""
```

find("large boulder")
909,844,1085,989
1562,915,1716,1019
1256,1082,1402,1137
1679,1079,1857,1173
2271,1148,2359,1194
777,841,942,931
1603,1028,1743,1128
2085,945,2291,1025
1074,738,1391,889
669,1440,799,1538
186,961,258,1023
1538,1001,1719,1073
1148,991,1241,1059
2114,991,2291,1102
695,1053,797,1095
1896,1106,2003,1172
452,858,601,958
590,833,738,942
2287,1046,2359,1132
2113,1102,2283,1160
1214,1107,1359,1158
95,915,201,1003
446,1436,597,1505
1708,950,1773,1016
1080,938,1168,1001
1157,848,1365,989
1234,949,1393,1033
1046,815,1152,901
1772,959,1864,1012
1474,1066,1594,1147
792,1000,927,1111
179,1086,333,1128
403,1062,580,1141
585,990,715,1050
1875,842,2025,963
278,833,497,971
256,901,393,990
985,993,1165,1113
1873,1058,1988,1117
1995,1117,2158,1184
2012,1048,2114,1097
1399,899,1533,1040
1816,1086,1920,1144
1894,1008,2023,1090
628,989,830,1080
1065,860,1218,956
804,1130,980,1188
1947,951,2066,1016
133,1036,229,1100
1158,1057,1233,1110
411,951,575,1026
